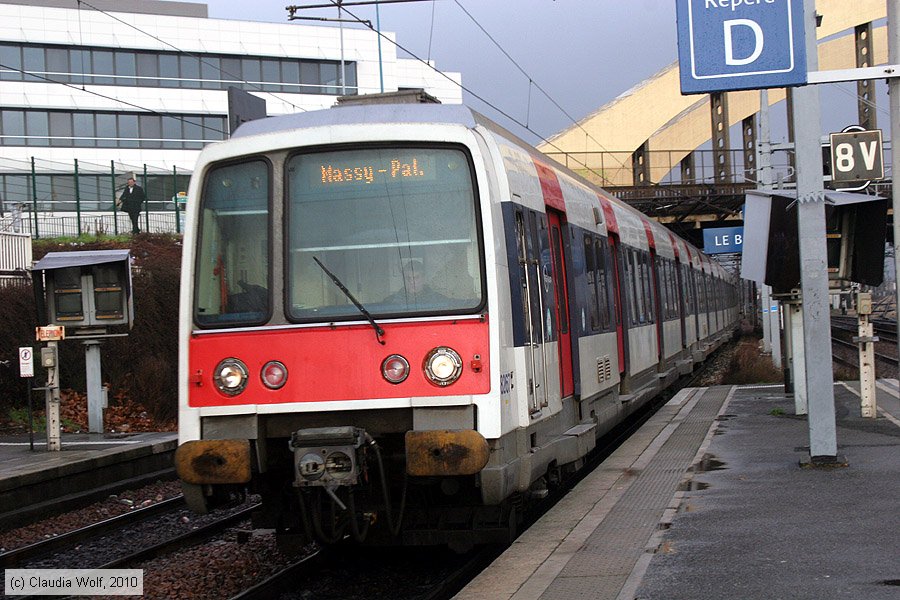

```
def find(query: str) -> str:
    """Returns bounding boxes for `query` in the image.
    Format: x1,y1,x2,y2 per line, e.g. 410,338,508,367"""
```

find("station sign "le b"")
676,0,808,94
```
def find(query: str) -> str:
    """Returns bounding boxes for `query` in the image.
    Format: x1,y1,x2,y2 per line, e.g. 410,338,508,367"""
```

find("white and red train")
175,102,738,548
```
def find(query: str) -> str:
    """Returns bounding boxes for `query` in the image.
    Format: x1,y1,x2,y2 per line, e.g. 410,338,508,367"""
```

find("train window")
623,249,638,326
584,235,600,331
594,239,611,330
658,259,669,320
537,214,556,342
639,252,652,324
285,146,483,320
193,159,270,326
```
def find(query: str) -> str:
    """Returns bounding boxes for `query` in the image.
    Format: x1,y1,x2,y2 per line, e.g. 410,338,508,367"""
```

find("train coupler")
289,426,369,487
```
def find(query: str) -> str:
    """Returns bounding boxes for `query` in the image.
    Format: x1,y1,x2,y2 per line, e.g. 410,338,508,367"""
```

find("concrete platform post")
84,340,104,433
44,341,61,452
788,300,808,416
793,0,836,459
855,292,877,418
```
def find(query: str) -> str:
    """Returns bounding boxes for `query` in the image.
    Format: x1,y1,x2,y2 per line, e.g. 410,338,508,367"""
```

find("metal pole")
338,1,346,96
793,0,837,460
27,378,34,452
111,161,119,236
757,88,782,367
31,157,39,239
143,164,149,233
174,165,181,234
889,0,900,365
376,0,384,93
74,158,82,237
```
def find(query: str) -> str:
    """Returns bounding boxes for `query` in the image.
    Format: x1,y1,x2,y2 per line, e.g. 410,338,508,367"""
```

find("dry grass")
721,336,784,385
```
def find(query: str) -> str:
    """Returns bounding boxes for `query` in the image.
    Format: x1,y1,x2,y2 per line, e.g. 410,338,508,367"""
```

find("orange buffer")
175,440,252,485
405,430,490,477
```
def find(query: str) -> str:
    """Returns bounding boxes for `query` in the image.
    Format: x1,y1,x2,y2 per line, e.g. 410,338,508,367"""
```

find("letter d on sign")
724,19,764,66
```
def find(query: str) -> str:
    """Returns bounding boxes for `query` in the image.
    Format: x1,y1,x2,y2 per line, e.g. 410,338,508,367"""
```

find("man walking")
118,176,146,234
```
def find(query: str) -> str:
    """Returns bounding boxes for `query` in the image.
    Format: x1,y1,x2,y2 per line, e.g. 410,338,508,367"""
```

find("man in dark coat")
118,176,146,234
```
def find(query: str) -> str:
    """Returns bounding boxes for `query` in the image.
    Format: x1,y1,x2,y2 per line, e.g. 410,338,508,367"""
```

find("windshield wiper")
312,256,385,345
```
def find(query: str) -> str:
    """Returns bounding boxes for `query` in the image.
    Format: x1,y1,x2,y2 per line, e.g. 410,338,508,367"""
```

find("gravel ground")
0,479,182,552
2,337,751,600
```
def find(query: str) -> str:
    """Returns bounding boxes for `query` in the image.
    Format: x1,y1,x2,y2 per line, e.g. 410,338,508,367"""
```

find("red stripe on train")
188,318,490,407
533,160,565,211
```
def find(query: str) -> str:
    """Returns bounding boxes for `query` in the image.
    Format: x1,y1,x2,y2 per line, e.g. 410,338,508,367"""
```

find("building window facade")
0,109,227,148
0,42,358,94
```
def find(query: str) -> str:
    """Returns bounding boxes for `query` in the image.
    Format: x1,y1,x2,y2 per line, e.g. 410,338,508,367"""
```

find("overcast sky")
199,0,881,147
199,0,678,144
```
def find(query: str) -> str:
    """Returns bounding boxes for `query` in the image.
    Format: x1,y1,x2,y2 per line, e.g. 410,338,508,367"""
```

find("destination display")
317,154,435,186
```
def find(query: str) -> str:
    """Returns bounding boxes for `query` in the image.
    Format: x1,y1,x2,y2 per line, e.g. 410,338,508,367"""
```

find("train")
174,100,739,550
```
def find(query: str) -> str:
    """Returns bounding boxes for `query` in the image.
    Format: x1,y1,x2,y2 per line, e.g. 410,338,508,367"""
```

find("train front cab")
175,119,519,547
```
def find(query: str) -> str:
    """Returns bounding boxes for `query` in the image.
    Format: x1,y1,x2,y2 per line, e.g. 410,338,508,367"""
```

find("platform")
0,432,177,529
455,381,900,600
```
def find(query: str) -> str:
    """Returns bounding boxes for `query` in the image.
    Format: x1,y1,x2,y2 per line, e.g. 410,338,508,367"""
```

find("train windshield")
286,146,483,321
193,159,270,326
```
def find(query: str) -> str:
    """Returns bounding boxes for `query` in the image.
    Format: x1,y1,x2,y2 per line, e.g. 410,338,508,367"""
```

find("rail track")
831,315,899,378
226,340,736,600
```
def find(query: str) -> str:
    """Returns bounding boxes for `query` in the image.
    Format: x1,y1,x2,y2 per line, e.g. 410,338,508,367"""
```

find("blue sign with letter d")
676,0,807,94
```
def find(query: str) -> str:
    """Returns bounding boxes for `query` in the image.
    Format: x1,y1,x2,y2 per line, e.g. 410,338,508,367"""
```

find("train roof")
228,102,718,272
232,103,479,138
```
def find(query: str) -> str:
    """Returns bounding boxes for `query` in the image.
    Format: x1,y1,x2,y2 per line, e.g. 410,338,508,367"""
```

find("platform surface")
455,380,900,600
0,432,177,483
0,431,177,523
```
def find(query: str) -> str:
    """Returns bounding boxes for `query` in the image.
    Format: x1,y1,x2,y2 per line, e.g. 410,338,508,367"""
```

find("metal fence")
543,144,894,189
0,157,191,238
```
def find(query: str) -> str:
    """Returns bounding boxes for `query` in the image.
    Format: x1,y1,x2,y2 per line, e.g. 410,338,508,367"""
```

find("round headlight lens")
214,358,248,395
424,347,463,387
261,360,288,389
382,354,410,384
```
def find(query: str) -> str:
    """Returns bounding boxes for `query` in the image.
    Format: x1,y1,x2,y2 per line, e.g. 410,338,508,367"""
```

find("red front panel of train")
188,319,490,407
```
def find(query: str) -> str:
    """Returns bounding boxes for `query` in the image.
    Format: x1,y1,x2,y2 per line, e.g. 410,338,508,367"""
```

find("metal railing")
1,210,184,238
0,157,191,238
543,144,894,189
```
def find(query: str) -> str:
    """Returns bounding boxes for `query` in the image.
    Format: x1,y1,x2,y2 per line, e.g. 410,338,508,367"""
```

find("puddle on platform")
677,480,711,492
692,453,727,473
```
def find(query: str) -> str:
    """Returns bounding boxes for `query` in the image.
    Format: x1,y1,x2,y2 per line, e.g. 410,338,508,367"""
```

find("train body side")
175,104,740,545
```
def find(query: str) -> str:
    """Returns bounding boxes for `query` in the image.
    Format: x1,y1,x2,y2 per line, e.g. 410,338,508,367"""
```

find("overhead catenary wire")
330,0,739,216
324,0,624,185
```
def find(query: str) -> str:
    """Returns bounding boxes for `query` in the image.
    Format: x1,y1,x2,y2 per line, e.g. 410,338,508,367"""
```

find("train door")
676,260,687,350
515,210,549,414
608,236,627,375
547,210,574,398
650,253,663,363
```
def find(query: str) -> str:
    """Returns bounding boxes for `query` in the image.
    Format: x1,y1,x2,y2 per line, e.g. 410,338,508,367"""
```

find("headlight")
381,354,410,384
423,347,463,387
261,360,288,389
214,358,248,395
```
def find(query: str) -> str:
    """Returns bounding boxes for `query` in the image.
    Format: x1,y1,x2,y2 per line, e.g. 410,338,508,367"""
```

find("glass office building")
0,0,462,214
